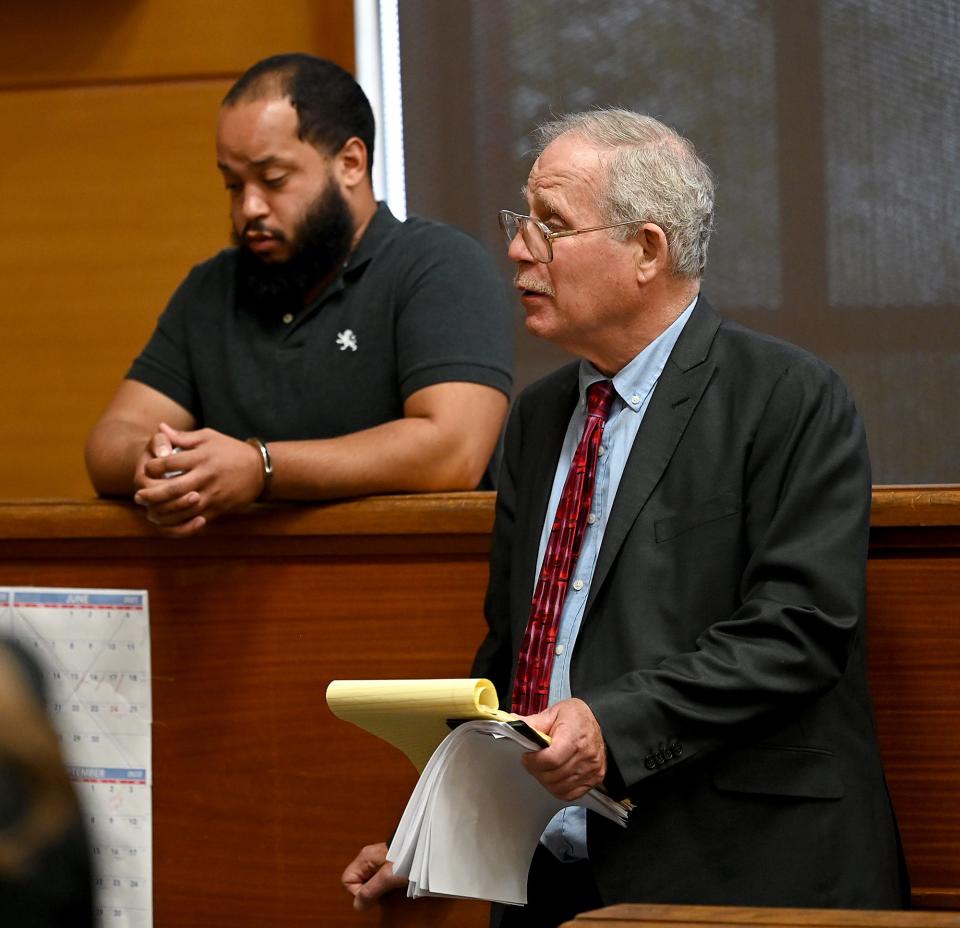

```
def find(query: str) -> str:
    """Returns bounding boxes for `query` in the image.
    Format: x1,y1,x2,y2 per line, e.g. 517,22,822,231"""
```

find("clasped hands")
133,423,265,537
342,697,606,910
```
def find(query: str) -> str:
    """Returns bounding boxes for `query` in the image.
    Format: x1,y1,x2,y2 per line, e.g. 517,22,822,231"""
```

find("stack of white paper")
386,719,630,906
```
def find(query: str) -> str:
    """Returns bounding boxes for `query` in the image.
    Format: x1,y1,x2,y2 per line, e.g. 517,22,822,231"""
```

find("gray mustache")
513,273,555,297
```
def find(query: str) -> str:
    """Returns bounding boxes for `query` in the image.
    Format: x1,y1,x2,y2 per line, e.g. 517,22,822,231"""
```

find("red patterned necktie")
511,380,617,716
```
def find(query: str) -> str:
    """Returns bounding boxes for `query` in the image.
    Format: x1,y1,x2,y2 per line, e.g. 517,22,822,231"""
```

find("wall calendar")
1,586,152,927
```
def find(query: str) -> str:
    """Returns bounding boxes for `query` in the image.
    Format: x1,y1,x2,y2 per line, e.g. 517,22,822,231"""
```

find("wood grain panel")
0,489,957,924
871,485,960,527
1,81,230,500
0,0,354,88
0,522,492,926
0,492,497,541
868,556,960,903
563,904,960,927
864,487,960,909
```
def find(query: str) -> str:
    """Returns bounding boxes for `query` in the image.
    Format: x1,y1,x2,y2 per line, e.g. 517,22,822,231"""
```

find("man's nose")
507,226,535,264
240,186,269,221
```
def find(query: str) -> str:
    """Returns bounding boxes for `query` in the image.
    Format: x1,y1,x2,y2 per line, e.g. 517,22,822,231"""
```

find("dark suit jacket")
473,298,908,909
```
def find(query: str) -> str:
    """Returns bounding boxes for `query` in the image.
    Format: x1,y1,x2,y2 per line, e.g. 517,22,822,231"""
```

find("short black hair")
223,53,375,175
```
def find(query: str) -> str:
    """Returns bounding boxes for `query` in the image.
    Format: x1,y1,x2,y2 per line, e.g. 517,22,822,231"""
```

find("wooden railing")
0,486,957,925
565,903,960,928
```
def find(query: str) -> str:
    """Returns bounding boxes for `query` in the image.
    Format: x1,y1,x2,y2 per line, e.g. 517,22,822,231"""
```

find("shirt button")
282,312,294,324
555,644,565,656
629,394,641,406
598,446,607,456
587,513,597,525
572,579,584,591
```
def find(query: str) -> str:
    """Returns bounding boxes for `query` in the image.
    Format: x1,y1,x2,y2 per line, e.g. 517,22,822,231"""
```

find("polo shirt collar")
343,201,401,278
296,202,399,315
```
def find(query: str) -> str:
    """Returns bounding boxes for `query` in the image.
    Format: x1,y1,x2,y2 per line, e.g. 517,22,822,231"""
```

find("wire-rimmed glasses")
497,209,646,263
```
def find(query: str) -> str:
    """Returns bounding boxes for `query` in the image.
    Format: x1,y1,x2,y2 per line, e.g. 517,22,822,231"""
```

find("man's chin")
246,241,292,264
522,308,556,340
255,251,292,266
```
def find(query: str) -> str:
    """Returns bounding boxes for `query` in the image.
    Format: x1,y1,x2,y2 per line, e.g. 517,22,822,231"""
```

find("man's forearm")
265,381,507,500
84,380,197,499
84,420,152,497
268,416,492,500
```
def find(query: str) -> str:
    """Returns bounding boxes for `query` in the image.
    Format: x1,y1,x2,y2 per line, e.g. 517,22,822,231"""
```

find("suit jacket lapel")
586,299,723,613
514,367,580,626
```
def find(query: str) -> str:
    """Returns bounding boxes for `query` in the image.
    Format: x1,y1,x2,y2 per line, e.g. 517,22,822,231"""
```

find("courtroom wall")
0,1,354,499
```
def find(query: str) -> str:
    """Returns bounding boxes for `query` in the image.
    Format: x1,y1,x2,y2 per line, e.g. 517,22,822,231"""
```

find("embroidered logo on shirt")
336,329,358,352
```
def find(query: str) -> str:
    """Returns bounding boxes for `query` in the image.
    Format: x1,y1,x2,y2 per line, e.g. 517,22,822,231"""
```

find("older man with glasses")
343,109,908,926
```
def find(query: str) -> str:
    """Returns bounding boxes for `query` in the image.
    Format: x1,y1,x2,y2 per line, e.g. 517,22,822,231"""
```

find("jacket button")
644,756,657,770
654,751,666,766
670,741,683,756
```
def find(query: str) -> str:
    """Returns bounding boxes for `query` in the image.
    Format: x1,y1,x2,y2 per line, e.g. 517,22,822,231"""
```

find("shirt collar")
577,294,699,413
298,202,399,312
343,201,401,278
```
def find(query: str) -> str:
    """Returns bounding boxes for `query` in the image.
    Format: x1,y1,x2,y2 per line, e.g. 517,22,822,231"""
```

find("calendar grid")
1,586,153,928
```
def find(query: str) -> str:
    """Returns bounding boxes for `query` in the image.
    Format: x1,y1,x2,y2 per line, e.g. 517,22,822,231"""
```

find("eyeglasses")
498,209,646,263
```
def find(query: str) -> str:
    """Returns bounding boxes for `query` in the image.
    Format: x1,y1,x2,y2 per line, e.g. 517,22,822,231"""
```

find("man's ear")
634,223,670,283
333,137,369,189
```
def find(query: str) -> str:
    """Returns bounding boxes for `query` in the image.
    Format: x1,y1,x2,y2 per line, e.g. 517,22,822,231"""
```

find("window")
396,0,959,482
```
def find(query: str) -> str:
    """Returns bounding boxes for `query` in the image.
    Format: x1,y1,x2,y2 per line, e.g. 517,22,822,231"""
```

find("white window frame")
354,0,407,219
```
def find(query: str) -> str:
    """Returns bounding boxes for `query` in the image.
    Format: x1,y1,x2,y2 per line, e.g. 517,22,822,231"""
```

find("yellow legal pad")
325,678,519,772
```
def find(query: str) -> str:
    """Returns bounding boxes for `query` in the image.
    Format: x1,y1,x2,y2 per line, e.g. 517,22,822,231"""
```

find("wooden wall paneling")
867,525,960,910
1,81,230,499
0,497,494,927
0,0,355,88
1,488,958,923
564,903,960,928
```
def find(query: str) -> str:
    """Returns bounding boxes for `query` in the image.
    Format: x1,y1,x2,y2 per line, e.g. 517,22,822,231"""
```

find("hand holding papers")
388,718,628,904
326,679,631,905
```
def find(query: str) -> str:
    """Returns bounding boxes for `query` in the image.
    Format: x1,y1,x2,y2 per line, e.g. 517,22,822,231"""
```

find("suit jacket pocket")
712,745,845,800
654,490,740,543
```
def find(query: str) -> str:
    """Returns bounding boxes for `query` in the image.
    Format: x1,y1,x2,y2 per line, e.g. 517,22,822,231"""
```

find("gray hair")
535,109,715,279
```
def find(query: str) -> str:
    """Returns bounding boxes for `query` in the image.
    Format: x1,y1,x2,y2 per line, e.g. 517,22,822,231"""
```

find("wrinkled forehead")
525,133,609,218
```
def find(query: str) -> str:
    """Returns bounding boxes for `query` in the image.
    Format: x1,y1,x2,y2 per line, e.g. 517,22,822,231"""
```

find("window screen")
399,0,959,482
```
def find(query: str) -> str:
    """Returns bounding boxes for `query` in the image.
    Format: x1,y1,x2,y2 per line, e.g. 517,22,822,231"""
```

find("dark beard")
234,182,354,312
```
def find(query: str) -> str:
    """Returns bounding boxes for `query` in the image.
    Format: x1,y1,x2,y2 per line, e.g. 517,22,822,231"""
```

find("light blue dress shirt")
537,297,697,862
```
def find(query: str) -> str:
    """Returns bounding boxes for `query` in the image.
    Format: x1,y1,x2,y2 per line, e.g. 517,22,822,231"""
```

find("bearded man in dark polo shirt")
85,53,513,537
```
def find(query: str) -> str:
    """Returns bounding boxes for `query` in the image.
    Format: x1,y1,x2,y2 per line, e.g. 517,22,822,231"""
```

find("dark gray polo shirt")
128,204,514,442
